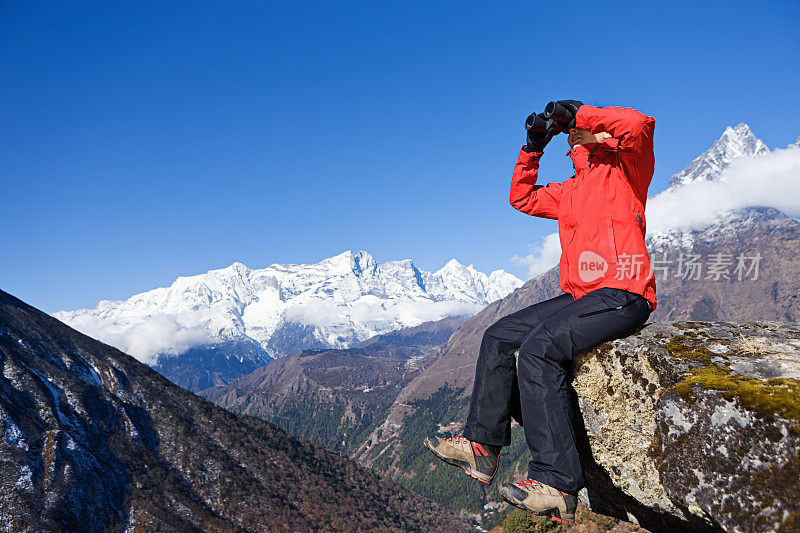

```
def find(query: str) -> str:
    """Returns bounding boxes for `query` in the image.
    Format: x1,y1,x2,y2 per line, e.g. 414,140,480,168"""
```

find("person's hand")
524,113,558,153
568,128,611,148
549,99,584,130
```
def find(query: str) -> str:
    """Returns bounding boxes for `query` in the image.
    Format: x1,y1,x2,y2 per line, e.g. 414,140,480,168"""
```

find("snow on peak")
55,252,523,363
646,206,794,250
668,123,769,190
485,270,524,302
440,258,465,269
422,260,521,304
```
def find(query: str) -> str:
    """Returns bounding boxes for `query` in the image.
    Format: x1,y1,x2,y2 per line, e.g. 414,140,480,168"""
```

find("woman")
425,100,657,524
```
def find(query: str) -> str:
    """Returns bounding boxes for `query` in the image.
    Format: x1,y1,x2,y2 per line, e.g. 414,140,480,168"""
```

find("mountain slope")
646,206,800,321
201,316,467,454
152,338,273,392
0,289,468,532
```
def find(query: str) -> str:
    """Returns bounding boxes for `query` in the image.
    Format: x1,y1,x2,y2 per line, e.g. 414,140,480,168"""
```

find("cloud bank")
65,315,214,365
646,146,800,233
284,298,483,330
64,297,485,365
513,145,800,277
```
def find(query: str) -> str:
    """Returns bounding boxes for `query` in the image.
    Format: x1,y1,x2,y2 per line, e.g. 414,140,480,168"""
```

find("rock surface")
572,320,800,533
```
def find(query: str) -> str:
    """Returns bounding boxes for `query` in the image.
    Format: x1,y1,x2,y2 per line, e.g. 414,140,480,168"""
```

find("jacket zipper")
578,297,640,318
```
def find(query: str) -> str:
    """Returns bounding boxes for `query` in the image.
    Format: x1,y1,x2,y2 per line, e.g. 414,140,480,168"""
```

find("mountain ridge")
54,251,522,390
201,316,468,453
667,122,769,190
55,251,522,362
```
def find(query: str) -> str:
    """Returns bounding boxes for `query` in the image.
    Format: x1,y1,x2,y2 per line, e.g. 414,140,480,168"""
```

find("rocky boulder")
572,320,800,533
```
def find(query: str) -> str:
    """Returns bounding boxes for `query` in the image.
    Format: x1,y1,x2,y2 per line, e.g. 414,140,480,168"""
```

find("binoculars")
544,101,576,124
525,101,578,134
524,113,556,134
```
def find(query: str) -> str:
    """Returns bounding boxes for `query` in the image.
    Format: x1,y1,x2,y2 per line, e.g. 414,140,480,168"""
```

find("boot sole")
499,486,575,524
423,440,493,485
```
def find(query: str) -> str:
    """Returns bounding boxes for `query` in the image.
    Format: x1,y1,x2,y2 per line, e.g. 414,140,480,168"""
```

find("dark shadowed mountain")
0,289,468,532
153,338,273,392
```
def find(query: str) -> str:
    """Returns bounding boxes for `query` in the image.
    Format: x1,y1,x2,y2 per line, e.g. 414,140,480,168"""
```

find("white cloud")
512,232,562,278
378,300,483,325
646,146,800,233
511,145,800,277
284,298,482,331
284,300,345,328
65,315,213,365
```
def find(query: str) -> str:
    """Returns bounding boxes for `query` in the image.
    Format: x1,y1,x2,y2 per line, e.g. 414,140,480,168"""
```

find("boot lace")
518,478,569,496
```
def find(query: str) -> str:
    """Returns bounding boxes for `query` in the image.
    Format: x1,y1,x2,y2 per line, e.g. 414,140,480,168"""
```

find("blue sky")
2,1,799,313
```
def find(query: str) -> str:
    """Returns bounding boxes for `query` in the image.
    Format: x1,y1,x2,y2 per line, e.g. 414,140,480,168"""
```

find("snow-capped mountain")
55,251,522,369
638,124,800,322
667,123,769,190
647,123,800,248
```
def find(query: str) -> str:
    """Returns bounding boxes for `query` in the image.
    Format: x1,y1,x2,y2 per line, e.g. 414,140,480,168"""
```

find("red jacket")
510,105,657,310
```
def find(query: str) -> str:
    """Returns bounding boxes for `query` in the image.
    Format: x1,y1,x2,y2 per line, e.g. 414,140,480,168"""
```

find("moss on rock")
663,337,717,365
675,365,800,421
572,321,800,531
673,321,712,330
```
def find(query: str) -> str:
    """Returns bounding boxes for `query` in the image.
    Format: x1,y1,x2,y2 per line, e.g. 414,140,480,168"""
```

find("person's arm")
510,148,566,219
575,105,655,190
574,105,655,153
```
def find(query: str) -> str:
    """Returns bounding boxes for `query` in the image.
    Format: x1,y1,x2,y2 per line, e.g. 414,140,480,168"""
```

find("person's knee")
519,335,543,360
519,327,565,364
483,317,513,342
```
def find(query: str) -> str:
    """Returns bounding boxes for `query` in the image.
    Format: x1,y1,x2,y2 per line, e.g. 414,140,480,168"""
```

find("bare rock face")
572,321,800,533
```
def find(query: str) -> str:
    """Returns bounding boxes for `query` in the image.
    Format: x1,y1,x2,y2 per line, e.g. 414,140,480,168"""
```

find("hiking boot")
423,435,500,484
499,478,578,524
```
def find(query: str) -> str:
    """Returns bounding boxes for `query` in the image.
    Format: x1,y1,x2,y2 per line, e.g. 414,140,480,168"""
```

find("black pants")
462,287,651,493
